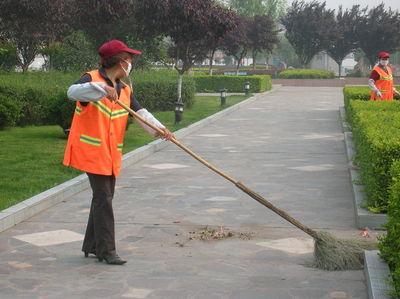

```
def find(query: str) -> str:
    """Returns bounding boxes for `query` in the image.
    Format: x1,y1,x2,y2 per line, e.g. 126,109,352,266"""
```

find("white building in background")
29,55,46,70
310,51,356,76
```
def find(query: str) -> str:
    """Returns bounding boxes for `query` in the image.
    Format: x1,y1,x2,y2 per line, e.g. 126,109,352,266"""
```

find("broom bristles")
312,231,376,271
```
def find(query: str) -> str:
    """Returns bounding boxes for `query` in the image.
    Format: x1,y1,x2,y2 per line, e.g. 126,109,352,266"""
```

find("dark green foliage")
0,41,18,71
42,31,98,72
348,100,400,212
132,71,196,111
279,69,335,79
379,160,400,298
0,70,196,131
194,75,271,93
281,1,337,67
0,95,22,129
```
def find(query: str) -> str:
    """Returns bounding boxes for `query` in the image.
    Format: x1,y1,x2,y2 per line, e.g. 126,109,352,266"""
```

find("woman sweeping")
63,39,173,265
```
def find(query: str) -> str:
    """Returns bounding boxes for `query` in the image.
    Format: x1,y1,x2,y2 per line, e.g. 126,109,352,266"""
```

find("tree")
355,3,400,67
137,0,237,105
281,0,337,67
221,16,251,74
248,14,279,70
73,0,134,46
41,31,98,72
272,34,302,68
228,0,287,20
0,0,74,72
326,5,363,77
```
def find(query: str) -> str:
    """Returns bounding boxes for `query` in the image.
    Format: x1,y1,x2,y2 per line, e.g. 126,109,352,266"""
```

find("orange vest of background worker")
369,51,400,100
63,70,130,177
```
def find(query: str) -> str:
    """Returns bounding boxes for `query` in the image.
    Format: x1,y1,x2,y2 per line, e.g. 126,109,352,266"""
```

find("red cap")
98,39,142,59
378,51,390,59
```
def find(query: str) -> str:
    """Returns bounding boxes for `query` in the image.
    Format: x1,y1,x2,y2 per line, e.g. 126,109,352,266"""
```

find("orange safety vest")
370,65,394,101
63,70,130,176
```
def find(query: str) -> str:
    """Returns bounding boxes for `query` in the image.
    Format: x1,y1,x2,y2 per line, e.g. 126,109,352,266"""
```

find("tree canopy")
326,5,363,76
281,0,337,67
355,3,400,66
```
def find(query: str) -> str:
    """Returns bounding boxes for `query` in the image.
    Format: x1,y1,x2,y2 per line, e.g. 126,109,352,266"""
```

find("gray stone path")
0,87,368,298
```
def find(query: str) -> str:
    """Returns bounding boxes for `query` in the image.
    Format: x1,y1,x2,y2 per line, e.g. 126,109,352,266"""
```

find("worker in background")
369,51,400,100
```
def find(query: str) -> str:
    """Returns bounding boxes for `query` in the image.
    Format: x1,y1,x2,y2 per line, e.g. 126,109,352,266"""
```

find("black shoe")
98,254,127,265
84,250,96,258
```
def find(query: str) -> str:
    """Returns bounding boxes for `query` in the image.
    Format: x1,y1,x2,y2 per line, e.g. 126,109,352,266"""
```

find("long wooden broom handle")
116,100,319,239
116,99,237,184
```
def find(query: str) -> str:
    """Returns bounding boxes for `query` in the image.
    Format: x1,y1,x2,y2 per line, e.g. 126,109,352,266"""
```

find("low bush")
350,101,400,212
0,95,22,129
193,75,271,93
132,70,196,110
279,69,334,79
0,70,196,131
379,160,400,298
343,86,400,109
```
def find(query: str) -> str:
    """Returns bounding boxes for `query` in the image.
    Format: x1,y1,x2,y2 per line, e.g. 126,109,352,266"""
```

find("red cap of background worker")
378,51,390,59
98,40,142,59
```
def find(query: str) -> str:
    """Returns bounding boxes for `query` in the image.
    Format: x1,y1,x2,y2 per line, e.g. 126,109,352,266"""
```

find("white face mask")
380,59,389,66
121,60,132,76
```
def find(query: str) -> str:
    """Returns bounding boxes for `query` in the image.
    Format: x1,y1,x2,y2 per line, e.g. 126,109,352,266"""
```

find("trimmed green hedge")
193,75,271,93
0,70,196,131
344,86,400,109
279,69,334,79
132,70,195,111
379,160,400,298
349,100,400,212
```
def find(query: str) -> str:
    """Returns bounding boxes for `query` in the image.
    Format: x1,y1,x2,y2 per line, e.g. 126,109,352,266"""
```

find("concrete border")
0,89,277,233
364,250,391,299
339,107,387,229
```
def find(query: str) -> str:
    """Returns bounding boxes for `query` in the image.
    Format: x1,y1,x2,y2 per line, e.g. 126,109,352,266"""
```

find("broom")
115,98,374,271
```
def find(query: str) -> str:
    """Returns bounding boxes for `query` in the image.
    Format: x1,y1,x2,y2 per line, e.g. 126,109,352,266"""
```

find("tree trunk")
338,60,343,77
177,73,183,104
236,58,241,75
208,49,215,75
252,50,257,70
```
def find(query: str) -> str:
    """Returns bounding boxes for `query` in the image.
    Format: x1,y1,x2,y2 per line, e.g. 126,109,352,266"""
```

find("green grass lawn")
0,95,248,210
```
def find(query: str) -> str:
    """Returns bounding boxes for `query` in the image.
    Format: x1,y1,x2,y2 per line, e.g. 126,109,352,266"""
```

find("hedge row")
348,100,400,212
193,75,271,93
0,70,195,131
279,69,335,79
379,160,400,298
344,86,400,109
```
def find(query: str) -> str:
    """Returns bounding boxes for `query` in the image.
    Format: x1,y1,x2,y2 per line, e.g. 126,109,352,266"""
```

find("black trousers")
82,172,116,258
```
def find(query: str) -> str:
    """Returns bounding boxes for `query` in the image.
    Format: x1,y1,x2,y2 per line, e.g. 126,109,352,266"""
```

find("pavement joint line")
0,88,277,234
21,219,356,230
339,106,387,230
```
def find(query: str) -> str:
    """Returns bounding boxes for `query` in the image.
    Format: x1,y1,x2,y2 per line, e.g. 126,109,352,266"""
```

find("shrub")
379,160,400,298
41,31,98,72
132,70,196,110
350,102,400,212
0,95,22,129
193,75,271,93
343,86,400,110
0,70,196,131
0,41,18,71
279,69,335,79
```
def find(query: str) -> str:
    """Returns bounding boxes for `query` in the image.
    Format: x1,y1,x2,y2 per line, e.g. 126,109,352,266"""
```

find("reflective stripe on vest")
63,70,131,176
370,65,394,101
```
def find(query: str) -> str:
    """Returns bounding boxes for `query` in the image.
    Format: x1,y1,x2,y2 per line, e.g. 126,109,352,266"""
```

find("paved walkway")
0,87,367,299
